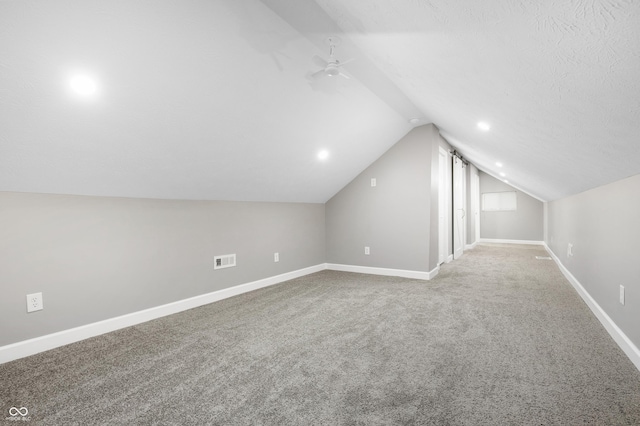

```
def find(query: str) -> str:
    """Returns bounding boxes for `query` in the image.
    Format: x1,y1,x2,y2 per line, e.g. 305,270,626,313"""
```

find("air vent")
214,254,236,270
535,256,552,260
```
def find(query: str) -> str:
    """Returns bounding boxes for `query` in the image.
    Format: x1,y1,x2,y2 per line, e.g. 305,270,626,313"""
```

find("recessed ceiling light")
496,162,503,167
409,118,421,124
318,150,329,160
477,121,491,131
70,74,98,96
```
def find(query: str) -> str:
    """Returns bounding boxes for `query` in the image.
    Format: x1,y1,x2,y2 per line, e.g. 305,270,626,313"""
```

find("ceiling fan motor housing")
326,65,340,76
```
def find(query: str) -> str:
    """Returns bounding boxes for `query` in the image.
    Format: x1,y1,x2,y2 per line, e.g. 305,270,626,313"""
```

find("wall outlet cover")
27,292,43,313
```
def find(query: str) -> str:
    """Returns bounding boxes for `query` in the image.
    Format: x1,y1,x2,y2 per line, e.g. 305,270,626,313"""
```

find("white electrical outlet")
274,252,279,262
620,285,625,305
567,243,573,257
371,178,376,187
26,292,43,313
364,246,370,255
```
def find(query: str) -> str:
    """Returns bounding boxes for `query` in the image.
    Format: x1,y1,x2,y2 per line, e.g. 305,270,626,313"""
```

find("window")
482,191,517,211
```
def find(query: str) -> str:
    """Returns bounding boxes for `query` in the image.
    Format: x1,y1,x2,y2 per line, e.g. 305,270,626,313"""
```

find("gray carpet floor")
2,244,640,425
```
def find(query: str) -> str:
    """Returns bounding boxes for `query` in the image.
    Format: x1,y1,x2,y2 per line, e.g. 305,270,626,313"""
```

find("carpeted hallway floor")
1,244,639,424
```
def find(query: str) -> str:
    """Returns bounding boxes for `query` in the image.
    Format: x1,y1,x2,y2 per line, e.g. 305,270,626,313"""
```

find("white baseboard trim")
0,264,326,365
445,254,454,263
479,238,544,246
326,263,439,281
465,241,478,250
544,244,640,372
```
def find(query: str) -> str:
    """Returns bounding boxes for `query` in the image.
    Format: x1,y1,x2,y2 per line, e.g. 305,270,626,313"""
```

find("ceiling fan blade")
338,72,351,79
312,55,328,68
337,58,356,67
311,69,326,80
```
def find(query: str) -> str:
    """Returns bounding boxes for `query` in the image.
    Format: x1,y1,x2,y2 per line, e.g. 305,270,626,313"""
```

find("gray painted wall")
479,171,544,241
0,192,325,346
546,173,640,350
326,124,442,272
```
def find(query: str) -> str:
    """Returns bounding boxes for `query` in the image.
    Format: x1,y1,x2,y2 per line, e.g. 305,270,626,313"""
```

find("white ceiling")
1,0,639,203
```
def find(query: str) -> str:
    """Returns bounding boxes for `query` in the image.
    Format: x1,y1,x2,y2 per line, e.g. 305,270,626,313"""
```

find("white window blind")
482,191,517,211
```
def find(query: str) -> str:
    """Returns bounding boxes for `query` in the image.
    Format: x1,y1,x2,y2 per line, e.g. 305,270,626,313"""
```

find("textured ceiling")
1,0,639,202
315,0,640,201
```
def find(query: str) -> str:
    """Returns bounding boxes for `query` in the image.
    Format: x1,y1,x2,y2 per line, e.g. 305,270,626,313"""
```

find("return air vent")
214,254,236,270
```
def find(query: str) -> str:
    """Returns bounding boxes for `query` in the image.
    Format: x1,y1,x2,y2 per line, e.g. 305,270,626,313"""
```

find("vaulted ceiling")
1,0,639,203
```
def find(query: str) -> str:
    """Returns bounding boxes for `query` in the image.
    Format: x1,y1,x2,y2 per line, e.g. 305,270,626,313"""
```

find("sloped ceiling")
1,0,639,203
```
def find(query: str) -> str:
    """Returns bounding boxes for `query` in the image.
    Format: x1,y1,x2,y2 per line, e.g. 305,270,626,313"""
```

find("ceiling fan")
310,36,354,80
